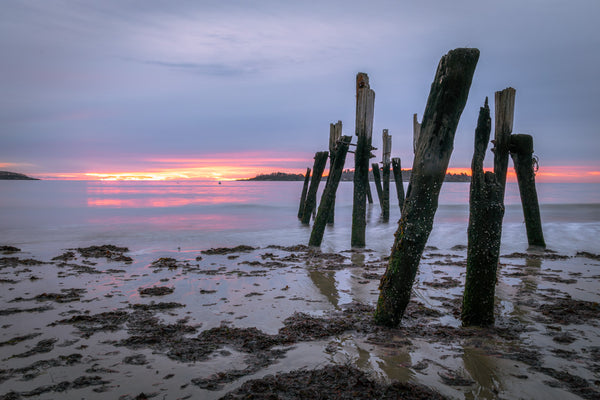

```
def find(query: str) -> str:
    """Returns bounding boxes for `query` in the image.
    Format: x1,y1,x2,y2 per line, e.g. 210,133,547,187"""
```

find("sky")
1,0,599,181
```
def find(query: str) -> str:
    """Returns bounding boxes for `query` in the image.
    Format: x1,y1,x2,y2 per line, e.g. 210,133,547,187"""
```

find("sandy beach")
1,243,598,399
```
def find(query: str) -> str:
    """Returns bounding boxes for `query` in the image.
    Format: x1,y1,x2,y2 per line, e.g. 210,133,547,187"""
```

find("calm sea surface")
1,180,599,256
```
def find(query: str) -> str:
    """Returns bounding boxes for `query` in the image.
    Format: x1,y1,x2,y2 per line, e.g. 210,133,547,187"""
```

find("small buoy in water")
218,181,221,185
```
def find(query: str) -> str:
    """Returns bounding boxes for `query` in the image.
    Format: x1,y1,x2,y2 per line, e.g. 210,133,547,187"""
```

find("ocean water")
1,179,599,400
1,180,599,257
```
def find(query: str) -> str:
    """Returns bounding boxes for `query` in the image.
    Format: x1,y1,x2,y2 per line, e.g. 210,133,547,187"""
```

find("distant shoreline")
240,170,470,182
0,171,39,180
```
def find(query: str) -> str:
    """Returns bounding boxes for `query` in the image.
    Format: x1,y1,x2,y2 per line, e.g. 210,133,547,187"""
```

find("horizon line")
12,165,600,183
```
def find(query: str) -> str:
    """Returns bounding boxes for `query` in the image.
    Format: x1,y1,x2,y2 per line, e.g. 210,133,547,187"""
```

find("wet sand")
0,243,599,399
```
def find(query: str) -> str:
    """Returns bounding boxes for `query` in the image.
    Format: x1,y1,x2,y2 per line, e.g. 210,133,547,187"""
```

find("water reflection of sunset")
85,180,267,208
86,212,257,232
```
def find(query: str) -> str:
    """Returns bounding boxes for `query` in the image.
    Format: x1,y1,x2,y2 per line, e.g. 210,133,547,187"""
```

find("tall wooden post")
298,167,311,219
510,134,546,248
493,87,516,196
405,114,422,199
301,151,328,225
382,164,390,221
372,163,384,210
382,129,391,221
462,98,504,327
375,48,479,327
412,114,421,154
392,158,405,212
327,121,343,224
329,121,343,157
351,73,375,247
309,136,353,246
366,178,374,204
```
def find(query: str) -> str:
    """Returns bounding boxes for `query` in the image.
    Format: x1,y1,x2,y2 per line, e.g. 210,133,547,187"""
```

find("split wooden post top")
382,129,391,165
493,87,516,195
329,121,342,155
355,73,375,141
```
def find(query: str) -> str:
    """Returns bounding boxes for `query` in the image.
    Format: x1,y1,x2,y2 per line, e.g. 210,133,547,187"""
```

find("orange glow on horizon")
447,165,600,183
22,153,600,183
41,152,312,181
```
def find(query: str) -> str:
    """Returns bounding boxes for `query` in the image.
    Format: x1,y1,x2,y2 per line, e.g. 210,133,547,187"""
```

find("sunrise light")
18,155,599,183
70,152,312,181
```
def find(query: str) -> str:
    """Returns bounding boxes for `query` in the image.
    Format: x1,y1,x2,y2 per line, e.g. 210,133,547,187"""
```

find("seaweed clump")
219,365,448,399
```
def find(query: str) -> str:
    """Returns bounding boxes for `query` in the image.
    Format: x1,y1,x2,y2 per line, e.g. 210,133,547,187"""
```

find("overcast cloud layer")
1,0,599,177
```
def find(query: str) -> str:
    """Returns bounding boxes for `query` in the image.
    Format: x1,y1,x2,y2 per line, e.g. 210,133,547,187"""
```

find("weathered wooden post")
372,163,384,210
391,158,405,212
404,113,421,200
298,167,311,219
309,136,353,246
412,114,421,154
366,178,374,204
381,129,392,221
329,121,343,159
375,48,479,327
510,134,546,248
327,121,343,224
301,151,328,225
461,98,505,327
493,87,516,195
351,73,375,247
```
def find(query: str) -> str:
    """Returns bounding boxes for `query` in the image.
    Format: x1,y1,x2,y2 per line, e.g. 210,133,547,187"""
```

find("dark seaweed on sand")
219,365,448,400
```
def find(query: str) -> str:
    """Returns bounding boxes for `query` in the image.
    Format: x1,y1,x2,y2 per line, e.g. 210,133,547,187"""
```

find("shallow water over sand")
1,180,599,256
1,180,599,399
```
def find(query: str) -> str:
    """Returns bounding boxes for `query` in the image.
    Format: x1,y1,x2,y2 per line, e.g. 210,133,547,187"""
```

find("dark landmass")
242,170,470,182
0,171,39,180
241,172,306,181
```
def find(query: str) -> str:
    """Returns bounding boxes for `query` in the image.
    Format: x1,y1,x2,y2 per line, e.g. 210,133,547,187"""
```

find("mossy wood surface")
372,163,384,211
297,167,311,219
301,152,328,225
391,158,405,212
375,48,479,327
351,73,375,247
510,134,545,248
461,99,505,326
382,163,390,221
309,136,352,246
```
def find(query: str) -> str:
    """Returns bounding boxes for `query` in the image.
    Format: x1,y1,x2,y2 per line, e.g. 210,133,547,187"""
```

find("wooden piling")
329,121,343,155
301,151,328,225
382,162,390,221
381,129,392,221
391,158,405,211
493,87,516,196
298,167,311,219
382,129,392,164
351,73,375,247
309,136,353,246
374,48,480,327
366,179,374,204
461,98,505,327
510,134,546,249
327,121,343,224
412,114,421,154
372,163,384,210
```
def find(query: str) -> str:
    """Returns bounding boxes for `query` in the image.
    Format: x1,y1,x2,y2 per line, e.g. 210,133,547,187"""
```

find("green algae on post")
375,48,480,327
